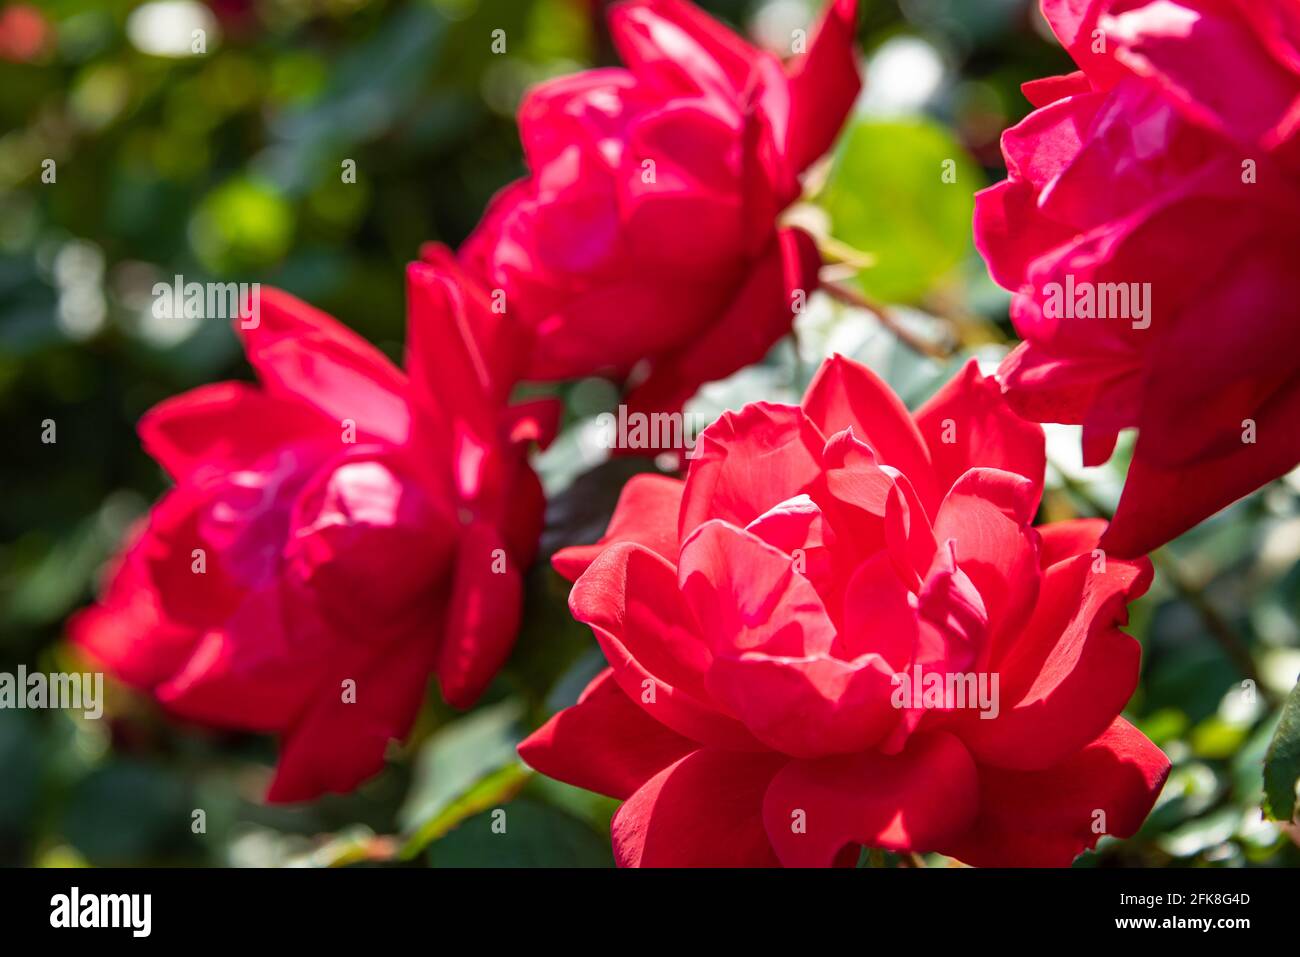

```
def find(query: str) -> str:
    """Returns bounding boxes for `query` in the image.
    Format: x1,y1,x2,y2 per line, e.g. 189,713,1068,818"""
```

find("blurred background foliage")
1,0,1297,868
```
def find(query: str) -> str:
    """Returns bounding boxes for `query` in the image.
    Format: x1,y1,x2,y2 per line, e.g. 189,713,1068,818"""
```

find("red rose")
976,0,1300,556
0,5,51,63
456,0,861,414
520,355,1168,866
72,262,556,802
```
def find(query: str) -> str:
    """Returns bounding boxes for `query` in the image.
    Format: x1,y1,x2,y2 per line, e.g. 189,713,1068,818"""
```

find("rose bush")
457,0,861,415
72,260,555,802
520,355,1169,866
977,0,1300,556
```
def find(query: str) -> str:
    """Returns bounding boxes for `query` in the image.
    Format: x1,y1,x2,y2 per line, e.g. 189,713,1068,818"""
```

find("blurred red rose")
456,0,861,414
72,261,556,802
977,0,1300,556
0,4,51,63
520,355,1168,867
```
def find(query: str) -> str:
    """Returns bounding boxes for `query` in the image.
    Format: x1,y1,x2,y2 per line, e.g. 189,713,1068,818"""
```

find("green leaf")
817,118,982,304
61,762,197,865
0,712,42,835
1262,676,1300,822
398,700,526,857
544,646,608,715
427,799,611,868
1156,807,1238,859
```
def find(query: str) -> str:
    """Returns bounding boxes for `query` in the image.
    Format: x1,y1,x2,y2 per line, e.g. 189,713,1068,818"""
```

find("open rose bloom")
977,0,1300,556
521,356,1169,867
72,262,555,802
458,0,860,414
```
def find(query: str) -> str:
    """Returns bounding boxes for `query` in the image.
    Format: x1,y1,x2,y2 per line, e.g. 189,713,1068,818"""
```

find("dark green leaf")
399,701,526,856
1263,676,1300,822
427,798,611,868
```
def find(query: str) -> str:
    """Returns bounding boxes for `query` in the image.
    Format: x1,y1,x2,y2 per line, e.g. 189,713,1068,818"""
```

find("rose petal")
552,473,685,582
612,748,788,867
518,668,696,800
761,731,979,866
943,717,1170,867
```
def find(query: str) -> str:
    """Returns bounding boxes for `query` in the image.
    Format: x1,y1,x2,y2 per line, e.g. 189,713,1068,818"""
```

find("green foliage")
400,701,527,857
0,0,1296,871
428,799,611,868
1263,679,1300,822
817,118,982,304
61,761,199,866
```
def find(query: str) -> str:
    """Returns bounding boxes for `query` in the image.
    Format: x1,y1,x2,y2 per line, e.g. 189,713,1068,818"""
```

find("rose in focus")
520,355,1169,867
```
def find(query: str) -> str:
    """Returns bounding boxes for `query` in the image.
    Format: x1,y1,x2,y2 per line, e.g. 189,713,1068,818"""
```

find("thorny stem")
821,280,953,361
1149,550,1275,704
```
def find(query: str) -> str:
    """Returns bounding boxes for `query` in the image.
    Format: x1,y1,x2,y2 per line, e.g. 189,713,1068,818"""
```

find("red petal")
996,340,1119,425
1037,518,1107,567
69,498,204,691
515,68,646,172
956,551,1152,770
839,551,919,665
570,542,761,749
802,354,940,514
139,382,330,484
1040,0,1125,84
761,731,979,866
784,0,861,174
242,288,410,445
915,359,1046,504
518,669,696,800
1022,70,1093,108
552,473,684,582
612,749,788,867
113,486,247,637
267,632,438,803
284,454,457,631
437,522,525,709
618,101,750,275
913,540,987,680
404,261,499,443
972,180,1079,292
1104,0,1300,148
530,271,729,381
678,519,835,658
932,467,1042,658
706,651,902,758
943,717,1170,867
624,227,820,416
1100,243,1300,556
678,401,824,541
155,586,323,732
1103,389,1300,557
609,0,758,102
815,427,935,586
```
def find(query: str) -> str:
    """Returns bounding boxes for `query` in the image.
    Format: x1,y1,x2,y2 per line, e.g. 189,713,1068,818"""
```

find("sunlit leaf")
1263,677,1300,822
398,701,527,857
817,118,982,304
